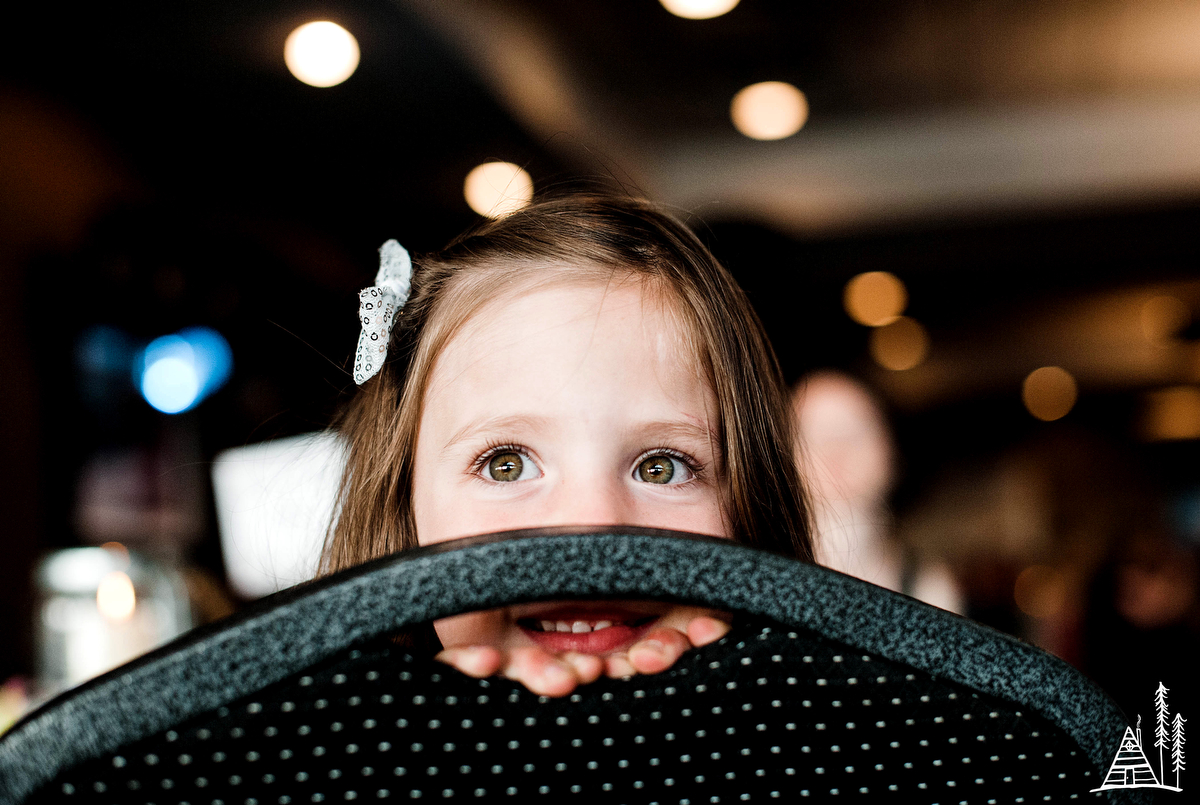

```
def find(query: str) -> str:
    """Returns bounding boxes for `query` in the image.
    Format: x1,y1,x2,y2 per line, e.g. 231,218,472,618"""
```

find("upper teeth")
539,620,615,633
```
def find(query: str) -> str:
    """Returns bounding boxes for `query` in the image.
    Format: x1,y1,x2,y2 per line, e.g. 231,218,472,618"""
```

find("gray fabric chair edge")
0,528,1136,804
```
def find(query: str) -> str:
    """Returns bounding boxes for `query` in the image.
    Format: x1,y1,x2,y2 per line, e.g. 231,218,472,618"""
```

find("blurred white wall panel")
212,432,345,598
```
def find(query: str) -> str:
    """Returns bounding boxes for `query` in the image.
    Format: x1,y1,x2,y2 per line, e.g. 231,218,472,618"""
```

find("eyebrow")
443,414,555,451
641,419,725,473
442,416,718,453
631,419,718,449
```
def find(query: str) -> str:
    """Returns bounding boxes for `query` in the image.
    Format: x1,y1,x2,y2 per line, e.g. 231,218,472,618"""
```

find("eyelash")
470,443,705,484
633,447,704,484
471,441,530,476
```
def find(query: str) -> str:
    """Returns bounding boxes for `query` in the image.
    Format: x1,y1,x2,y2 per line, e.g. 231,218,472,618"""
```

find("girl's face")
412,276,727,655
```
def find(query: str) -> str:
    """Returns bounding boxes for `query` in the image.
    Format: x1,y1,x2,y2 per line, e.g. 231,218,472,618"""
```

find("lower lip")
519,621,653,654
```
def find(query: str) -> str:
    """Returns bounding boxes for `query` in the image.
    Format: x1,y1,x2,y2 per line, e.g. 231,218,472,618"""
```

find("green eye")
487,452,525,482
636,455,676,484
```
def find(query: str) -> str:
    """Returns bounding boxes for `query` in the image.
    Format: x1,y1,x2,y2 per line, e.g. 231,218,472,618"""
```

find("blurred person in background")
793,370,963,612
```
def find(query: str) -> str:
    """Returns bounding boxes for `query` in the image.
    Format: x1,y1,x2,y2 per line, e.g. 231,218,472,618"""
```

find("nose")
545,471,633,529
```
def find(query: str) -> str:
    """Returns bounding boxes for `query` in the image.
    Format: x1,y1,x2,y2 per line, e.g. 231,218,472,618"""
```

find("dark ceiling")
1,0,1199,487
2,1,555,252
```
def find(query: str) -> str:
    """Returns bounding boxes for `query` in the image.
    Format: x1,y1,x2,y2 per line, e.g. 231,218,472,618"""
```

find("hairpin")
353,239,412,384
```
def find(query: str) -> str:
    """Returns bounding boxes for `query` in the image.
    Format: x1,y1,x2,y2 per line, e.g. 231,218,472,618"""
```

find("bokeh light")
181,326,235,398
1141,386,1200,441
660,0,740,20
464,161,534,218
141,354,199,414
137,327,233,414
844,271,908,326
730,81,808,140
284,21,360,88
1140,294,1190,343
96,571,136,622
1013,565,1066,619
1022,366,1077,421
869,316,929,371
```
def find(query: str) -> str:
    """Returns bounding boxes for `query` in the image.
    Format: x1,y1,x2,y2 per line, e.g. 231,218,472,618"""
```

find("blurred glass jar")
35,546,192,695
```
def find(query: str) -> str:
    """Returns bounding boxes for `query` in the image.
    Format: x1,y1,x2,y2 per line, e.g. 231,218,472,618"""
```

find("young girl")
322,194,813,697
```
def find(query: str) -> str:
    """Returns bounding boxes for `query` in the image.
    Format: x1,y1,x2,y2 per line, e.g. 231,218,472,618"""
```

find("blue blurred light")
179,326,234,400
141,355,200,413
136,327,233,414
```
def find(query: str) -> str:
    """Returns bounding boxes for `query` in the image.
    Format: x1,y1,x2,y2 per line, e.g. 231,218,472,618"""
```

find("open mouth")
519,616,656,634
514,607,661,654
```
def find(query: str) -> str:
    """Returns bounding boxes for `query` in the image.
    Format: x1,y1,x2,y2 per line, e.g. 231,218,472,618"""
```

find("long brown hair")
322,193,813,576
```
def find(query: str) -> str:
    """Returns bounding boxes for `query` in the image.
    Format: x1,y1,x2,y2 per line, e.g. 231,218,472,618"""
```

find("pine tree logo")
1091,681,1186,793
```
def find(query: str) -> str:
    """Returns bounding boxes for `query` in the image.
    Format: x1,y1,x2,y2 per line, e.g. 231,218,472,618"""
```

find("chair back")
0,528,1142,803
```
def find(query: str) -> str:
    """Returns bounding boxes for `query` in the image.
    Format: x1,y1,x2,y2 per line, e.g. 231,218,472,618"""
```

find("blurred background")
2,0,1197,732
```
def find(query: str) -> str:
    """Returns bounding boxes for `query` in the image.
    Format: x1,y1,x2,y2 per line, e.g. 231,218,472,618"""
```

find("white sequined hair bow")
353,239,413,385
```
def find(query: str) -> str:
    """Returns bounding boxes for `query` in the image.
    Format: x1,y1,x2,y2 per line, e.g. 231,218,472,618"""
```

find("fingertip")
436,646,503,678
628,631,688,675
604,654,636,680
533,659,579,697
562,652,605,684
505,648,579,698
628,643,669,675
687,615,731,647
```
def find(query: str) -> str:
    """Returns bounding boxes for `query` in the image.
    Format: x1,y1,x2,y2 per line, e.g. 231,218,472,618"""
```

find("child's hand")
435,615,731,697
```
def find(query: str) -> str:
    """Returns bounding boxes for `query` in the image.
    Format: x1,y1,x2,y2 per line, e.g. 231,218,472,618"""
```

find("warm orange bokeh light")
1022,366,1077,421
844,271,908,327
463,162,534,219
869,316,929,371
96,571,136,622
284,21,360,88
1141,386,1200,441
1140,294,1190,344
730,81,808,140
659,0,739,20
1014,565,1067,619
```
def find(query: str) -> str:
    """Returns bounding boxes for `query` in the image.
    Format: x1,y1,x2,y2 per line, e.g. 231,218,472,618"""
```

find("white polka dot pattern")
353,239,411,385
42,621,1098,803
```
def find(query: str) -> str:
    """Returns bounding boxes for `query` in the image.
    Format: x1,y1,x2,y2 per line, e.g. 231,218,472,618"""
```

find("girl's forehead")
425,278,712,409
453,273,698,358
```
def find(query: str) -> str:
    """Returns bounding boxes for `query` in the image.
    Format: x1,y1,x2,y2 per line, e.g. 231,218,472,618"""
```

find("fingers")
626,626,692,674
435,645,504,678
603,652,637,679
686,615,731,647
439,615,734,692
505,648,606,697
437,645,604,696
502,648,575,697
560,652,605,686
606,615,733,678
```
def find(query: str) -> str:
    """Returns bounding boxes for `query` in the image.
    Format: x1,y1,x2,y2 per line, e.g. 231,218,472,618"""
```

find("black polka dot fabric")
39,621,1099,803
